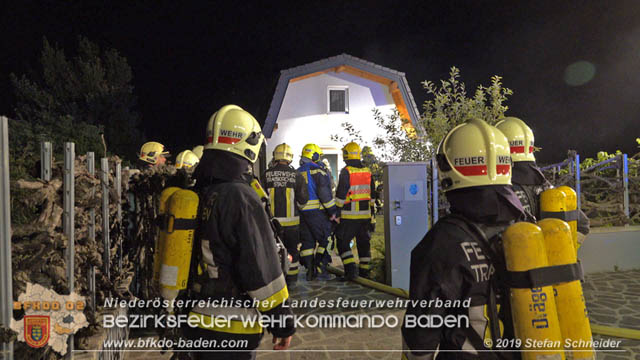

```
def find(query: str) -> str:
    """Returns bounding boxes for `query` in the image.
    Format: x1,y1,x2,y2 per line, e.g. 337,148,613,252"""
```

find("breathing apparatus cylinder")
502,222,565,360
538,218,594,359
153,187,181,288
540,187,579,254
158,189,199,304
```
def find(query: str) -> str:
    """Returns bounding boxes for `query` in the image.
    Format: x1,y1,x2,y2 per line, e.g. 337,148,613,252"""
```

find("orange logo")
24,315,50,348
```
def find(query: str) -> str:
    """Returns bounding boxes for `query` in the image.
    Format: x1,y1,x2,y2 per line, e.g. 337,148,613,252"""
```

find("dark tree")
10,36,142,165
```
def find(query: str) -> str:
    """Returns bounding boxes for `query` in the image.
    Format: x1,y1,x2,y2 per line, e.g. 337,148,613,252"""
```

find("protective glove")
577,232,586,249
368,216,376,232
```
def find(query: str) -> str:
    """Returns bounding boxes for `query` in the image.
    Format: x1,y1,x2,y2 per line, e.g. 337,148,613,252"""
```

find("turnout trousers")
279,225,301,284
299,210,332,271
335,218,372,278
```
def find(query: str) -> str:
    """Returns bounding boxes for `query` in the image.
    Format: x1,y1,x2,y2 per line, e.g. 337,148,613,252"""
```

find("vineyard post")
431,157,438,225
116,161,122,272
101,158,110,280
575,153,581,211
63,142,75,359
623,153,630,220
87,153,97,311
40,141,52,182
0,117,14,360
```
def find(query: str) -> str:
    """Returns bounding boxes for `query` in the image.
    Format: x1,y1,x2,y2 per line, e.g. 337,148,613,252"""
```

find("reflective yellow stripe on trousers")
342,200,371,219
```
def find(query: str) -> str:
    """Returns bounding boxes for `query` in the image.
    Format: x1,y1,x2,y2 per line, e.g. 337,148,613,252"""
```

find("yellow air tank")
159,189,199,304
153,187,181,288
502,222,565,360
540,187,579,253
538,218,594,359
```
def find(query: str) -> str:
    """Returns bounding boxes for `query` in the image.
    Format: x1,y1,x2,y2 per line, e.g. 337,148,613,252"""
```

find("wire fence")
0,116,135,359
541,151,639,227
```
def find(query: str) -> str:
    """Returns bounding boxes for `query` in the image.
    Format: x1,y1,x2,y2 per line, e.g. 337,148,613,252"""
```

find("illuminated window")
328,86,348,113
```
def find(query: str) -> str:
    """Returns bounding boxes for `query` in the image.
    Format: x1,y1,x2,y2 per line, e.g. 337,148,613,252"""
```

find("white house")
260,54,420,183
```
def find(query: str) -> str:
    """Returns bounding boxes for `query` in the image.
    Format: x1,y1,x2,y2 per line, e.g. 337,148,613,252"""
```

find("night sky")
2,0,640,163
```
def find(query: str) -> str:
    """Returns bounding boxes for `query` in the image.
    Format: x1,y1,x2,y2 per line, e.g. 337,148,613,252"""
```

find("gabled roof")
262,53,420,138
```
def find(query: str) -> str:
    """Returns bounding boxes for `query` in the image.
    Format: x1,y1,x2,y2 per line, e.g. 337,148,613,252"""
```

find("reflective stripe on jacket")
264,163,309,226
336,164,374,220
297,160,336,215
191,181,295,338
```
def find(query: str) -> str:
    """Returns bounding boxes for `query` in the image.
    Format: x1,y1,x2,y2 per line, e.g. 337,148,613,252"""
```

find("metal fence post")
623,153,630,219
431,157,439,226
101,158,110,280
575,153,581,211
1,117,14,360
569,156,573,176
87,153,96,311
63,143,75,359
41,141,52,181
116,162,122,272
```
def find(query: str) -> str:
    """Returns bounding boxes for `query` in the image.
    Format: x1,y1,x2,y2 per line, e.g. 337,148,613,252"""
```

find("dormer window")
328,86,349,113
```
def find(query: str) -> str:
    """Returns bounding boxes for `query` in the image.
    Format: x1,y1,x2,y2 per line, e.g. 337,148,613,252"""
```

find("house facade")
261,54,420,183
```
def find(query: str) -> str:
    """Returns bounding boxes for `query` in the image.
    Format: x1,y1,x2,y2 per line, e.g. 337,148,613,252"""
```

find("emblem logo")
24,315,50,348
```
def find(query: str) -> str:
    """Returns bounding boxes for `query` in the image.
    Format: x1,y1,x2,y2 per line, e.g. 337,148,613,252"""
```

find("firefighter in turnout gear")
187,105,295,359
264,143,309,286
175,149,200,169
297,143,338,281
334,142,377,280
138,141,169,166
401,118,526,360
496,117,590,242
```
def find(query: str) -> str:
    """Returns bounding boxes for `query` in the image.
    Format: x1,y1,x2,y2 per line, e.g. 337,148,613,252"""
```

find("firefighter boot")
305,259,317,281
344,263,358,281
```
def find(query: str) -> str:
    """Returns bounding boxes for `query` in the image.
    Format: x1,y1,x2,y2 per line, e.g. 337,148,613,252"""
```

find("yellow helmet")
273,143,294,162
436,118,512,192
495,116,536,162
204,105,264,163
139,141,169,164
175,150,200,169
342,142,361,160
301,143,323,162
192,145,204,160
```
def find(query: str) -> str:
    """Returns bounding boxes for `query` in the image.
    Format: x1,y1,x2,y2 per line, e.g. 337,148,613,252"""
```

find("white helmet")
175,150,199,169
496,117,536,162
437,118,512,191
204,105,264,163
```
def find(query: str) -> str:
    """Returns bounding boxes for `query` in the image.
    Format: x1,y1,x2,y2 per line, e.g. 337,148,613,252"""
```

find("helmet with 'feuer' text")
436,118,512,191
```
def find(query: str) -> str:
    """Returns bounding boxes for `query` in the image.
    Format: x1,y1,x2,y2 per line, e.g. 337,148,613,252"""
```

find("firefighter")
175,149,200,169
334,142,377,280
401,118,526,359
496,117,590,241
264,143,309,286
321,158,337,193
138,141,169,167
187,105,295,359
297,143,338,281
